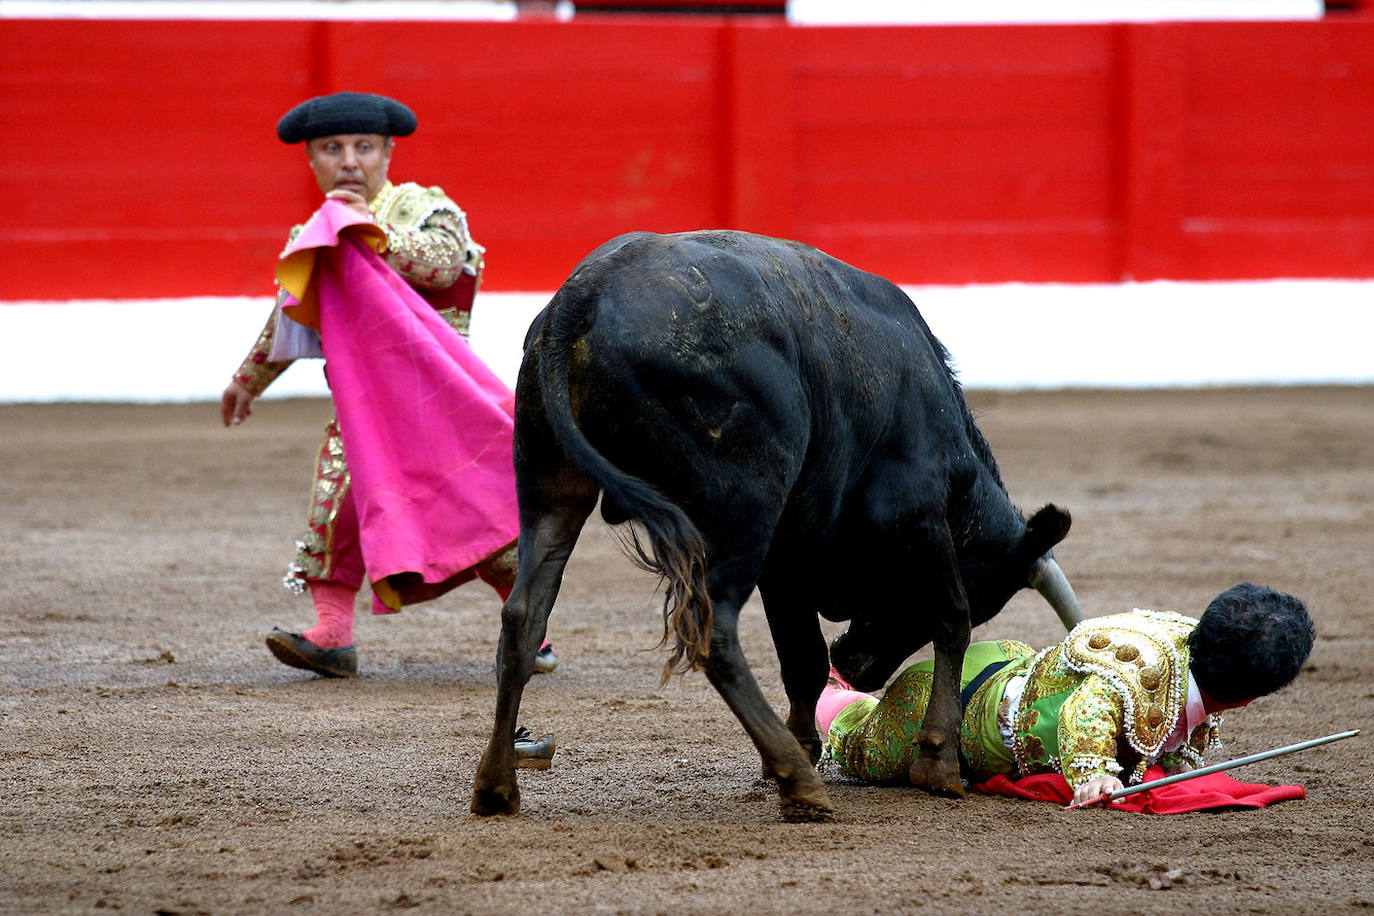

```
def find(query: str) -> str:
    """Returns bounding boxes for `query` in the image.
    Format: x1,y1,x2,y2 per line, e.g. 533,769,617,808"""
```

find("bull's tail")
535,276,713,683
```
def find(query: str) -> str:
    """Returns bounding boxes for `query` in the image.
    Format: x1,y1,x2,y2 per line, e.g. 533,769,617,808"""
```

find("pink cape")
972,766,1306,814
277,201,520,609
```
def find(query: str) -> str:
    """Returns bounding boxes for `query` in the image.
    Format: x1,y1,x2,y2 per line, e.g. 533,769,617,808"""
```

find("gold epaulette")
372,181,462,233
1061,610,1196,756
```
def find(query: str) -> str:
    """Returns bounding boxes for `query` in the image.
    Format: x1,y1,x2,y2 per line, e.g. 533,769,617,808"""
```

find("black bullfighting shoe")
513,726,556,769
532,640,559,675
265,627,358,678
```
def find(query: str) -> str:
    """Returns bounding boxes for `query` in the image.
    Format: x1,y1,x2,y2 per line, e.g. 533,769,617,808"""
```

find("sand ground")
2,386,1370,914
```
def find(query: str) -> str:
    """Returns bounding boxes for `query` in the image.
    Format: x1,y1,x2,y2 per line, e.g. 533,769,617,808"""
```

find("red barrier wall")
3,16,1373,299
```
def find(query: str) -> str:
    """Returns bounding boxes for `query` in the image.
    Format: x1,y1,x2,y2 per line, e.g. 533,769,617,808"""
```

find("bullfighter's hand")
325,188,372,217
1071,775,1124,808
221,381,255,427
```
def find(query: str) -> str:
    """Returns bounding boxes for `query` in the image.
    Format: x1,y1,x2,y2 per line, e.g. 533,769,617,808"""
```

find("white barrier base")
2,280,1370,403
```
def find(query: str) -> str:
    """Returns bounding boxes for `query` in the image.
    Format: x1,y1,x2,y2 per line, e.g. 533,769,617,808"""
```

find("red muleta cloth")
276,201,520,610
973,766,1306,813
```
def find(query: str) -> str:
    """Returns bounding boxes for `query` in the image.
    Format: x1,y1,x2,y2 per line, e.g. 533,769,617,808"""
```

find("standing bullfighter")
219,91,557,684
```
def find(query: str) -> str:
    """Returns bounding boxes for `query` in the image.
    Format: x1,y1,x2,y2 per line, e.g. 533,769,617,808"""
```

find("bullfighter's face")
306,133,392,203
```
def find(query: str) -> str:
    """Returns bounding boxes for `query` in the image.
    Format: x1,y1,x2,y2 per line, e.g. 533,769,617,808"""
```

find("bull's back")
528,230,979,529
562,231,947,395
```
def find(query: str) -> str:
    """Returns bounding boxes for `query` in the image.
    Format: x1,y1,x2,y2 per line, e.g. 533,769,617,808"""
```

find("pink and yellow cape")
276,201,520,610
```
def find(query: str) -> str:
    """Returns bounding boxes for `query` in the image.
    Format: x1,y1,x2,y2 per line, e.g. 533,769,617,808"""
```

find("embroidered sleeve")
380,185,483,291
231,291,293,396
1057,675,1127,788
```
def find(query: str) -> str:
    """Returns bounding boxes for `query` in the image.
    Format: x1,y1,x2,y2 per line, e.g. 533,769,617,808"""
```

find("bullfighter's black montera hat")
277,92,417,143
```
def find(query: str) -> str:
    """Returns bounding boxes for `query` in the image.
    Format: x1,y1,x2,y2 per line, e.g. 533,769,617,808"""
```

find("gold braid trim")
232,288,294,396
1060,610,1197,757
371,181,484,291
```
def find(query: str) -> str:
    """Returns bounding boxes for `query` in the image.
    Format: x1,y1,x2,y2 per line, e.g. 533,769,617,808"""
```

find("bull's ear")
1022,504,1071,557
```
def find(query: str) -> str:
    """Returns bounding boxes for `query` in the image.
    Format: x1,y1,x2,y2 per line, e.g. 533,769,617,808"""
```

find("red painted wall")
3,17,1373,299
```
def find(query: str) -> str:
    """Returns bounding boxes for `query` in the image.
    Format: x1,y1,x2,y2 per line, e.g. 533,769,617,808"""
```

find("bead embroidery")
372,181,483,287
1059,609,1196,757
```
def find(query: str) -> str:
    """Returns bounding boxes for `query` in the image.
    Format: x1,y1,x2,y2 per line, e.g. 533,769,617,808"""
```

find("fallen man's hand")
1071,775,1125,808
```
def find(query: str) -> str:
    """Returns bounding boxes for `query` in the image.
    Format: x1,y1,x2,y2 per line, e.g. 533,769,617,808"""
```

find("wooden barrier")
3,16,1372,298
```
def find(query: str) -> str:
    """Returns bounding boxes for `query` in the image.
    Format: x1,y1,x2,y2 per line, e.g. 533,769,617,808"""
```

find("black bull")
472,230,1082,821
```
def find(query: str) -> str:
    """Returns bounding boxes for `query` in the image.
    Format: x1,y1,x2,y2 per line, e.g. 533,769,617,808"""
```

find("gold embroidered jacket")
232,181,483,395
1011,610,1222,788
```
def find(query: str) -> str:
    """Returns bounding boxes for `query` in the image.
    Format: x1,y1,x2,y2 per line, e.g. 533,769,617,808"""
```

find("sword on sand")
1065,729,1360,809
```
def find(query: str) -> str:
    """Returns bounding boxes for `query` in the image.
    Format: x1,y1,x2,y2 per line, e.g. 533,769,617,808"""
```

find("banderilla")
1065,729,1360,810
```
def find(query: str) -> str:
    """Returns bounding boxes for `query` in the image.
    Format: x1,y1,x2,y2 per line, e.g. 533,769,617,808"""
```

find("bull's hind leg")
471,485,596,817
702,572,834,822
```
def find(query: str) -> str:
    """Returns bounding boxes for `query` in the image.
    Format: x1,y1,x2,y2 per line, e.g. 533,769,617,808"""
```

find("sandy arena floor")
1,386,1370,914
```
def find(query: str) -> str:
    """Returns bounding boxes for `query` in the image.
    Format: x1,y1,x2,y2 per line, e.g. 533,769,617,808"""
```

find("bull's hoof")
762,740,821,779
773,764,836,822
907,756,965,798
470,779,521,816
779,793,836,823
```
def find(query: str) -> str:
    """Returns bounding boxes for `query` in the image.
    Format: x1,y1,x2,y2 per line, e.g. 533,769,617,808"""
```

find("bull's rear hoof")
907,757,966,798
471,782,521,817
914,780,966,799
779,796,836,822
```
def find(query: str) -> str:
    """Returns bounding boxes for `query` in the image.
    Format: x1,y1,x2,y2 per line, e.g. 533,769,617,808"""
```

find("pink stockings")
302,580,357,648
299,578,552,652
816,669,874,737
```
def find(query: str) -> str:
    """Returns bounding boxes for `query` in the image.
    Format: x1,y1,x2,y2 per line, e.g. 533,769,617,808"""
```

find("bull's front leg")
757,579,830,766
906,525,971,797
908,636,969,796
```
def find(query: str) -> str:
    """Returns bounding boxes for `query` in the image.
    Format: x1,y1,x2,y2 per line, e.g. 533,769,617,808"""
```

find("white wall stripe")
3,280,1370,402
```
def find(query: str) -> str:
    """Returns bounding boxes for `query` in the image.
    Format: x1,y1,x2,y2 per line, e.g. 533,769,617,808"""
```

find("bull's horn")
1028,554,1083,631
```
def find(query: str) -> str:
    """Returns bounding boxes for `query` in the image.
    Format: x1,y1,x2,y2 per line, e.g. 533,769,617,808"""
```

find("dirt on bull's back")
1,387,1371,915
